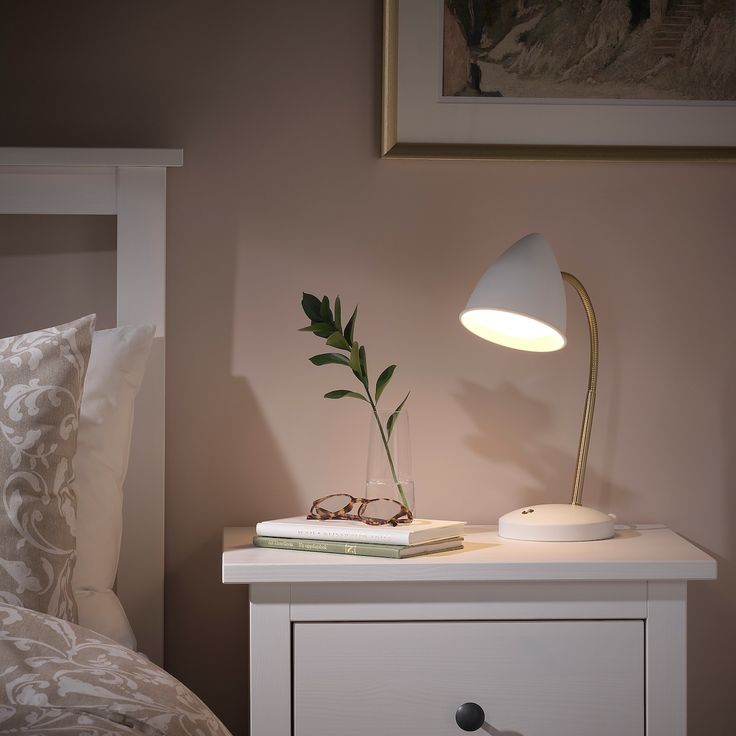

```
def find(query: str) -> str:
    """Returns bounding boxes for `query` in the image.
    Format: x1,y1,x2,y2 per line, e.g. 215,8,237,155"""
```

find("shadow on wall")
162,154,303,734
453,378,637,510
0,215,118,334
165,374,300,732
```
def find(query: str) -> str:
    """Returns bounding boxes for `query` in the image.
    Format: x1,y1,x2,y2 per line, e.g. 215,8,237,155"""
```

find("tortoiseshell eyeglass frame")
307,493,413,527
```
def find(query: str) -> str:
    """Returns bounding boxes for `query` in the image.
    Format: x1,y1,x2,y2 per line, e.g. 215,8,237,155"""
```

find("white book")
255,516,466,546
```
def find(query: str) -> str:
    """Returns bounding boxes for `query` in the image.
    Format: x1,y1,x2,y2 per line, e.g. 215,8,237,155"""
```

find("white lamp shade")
460,233,567,352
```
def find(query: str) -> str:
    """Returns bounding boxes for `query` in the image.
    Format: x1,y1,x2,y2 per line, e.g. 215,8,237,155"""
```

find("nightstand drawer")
294,620,644,736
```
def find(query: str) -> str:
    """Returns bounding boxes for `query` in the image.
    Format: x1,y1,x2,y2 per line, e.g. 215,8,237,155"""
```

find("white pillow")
72,325,155,649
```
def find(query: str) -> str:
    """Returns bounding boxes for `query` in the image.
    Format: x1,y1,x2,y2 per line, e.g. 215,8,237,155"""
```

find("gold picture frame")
381,0,736,162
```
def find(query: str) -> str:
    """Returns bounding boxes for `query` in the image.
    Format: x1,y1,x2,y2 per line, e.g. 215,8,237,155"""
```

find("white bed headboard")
0,147,182,666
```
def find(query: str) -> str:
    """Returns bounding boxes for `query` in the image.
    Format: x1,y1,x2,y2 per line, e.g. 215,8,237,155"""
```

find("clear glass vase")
366,408,415,512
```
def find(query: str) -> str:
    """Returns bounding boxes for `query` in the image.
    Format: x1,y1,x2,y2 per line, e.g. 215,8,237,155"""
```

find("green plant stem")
366,393,409,510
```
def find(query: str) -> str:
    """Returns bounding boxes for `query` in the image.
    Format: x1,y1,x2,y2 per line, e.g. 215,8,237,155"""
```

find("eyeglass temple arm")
561,272,599,507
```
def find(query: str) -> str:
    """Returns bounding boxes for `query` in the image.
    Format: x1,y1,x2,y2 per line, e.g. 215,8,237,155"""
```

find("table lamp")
460,233,615,541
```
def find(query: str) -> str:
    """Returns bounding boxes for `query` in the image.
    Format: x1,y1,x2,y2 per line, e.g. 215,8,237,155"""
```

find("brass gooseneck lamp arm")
561,272,599,507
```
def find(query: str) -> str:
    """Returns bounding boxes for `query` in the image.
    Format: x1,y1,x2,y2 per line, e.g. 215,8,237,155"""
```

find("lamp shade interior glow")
460,308,566,352
460,233,568,353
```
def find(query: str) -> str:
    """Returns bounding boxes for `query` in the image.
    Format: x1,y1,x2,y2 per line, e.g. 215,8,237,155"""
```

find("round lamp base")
498,503,615,542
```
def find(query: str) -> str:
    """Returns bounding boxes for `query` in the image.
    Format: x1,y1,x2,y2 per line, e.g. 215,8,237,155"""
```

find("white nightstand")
222,525,715,736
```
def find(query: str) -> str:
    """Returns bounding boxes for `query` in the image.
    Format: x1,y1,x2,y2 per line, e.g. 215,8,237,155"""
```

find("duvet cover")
0,604,232,735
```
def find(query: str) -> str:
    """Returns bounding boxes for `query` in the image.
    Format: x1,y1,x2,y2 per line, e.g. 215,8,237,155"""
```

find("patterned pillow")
0,315,94,622
0,602,233,734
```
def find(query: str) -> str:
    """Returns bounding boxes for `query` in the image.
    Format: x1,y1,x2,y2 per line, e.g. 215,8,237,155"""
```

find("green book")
253,535,463,559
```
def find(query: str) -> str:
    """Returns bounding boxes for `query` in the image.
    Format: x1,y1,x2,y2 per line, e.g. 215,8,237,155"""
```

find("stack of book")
254,516,466,559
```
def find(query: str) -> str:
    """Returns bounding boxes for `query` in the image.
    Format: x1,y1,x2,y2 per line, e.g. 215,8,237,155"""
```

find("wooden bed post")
115,164,169,665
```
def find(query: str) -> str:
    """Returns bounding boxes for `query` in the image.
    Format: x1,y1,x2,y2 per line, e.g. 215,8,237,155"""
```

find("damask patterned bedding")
0,603,232,735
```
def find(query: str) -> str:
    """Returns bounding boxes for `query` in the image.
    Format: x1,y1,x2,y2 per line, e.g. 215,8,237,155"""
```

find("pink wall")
2,2,735,733
0,216,117,336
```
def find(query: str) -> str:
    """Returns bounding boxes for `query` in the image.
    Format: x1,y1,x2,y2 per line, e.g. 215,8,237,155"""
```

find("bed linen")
74,324,155,650
0,315,94,623
0,603,232,736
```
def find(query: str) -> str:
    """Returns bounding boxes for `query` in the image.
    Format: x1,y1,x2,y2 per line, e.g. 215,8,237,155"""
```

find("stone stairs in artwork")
653,0,704,56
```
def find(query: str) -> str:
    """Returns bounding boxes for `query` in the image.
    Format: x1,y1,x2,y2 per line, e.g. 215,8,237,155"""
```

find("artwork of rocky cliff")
443,0,736,100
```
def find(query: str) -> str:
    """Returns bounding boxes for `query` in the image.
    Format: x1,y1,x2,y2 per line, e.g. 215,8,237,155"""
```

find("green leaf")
387,392,410,438
324,389,367,401
320,296,333,324
349,342,361,374
359,345,367,377
302,293,322,322
309,353,351,367
343,306,358,344
299,322,332,333
375,365,396,402
326,331,351,350
334,296,342,332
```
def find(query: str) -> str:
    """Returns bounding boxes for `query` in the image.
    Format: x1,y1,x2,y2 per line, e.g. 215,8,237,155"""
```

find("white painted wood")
222,526,717,584
250,585,292,736
290,580,647,621
116,166,166,664
116,167,167,336
0,170,117,214
294,620,645,736
116,339,165,664
114,164,169,664
225,525,714,734
646,581,688,736
0,148,182,666
0,147,183,167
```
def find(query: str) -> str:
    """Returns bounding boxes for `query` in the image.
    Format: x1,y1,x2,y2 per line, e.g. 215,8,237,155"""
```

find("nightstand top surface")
222,525,716,584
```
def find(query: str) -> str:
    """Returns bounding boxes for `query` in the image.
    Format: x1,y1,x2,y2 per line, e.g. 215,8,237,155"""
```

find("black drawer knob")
455,702,485,731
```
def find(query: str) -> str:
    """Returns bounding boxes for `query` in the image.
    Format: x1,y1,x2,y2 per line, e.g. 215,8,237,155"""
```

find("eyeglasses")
308,493,413,527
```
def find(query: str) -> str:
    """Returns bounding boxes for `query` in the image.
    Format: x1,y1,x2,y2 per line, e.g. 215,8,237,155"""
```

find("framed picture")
382,0,736,160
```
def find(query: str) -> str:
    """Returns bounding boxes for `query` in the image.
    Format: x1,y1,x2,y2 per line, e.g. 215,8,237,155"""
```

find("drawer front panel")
294,620,644,736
